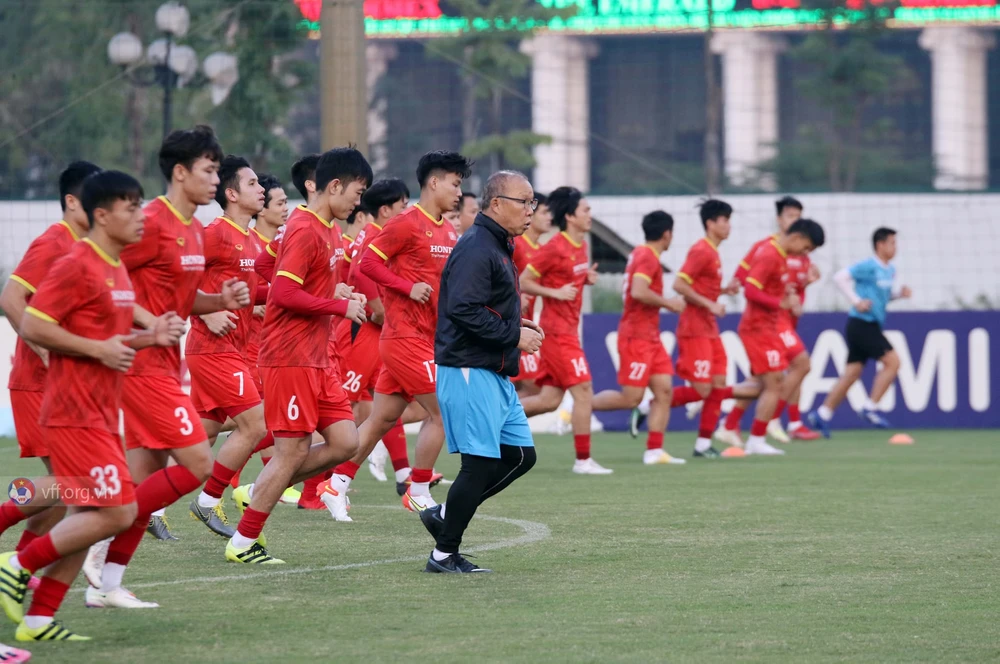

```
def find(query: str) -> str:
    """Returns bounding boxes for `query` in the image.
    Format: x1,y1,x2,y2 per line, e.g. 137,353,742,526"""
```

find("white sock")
863,398,878,411
431,548,451,562
231,532,255,549
248,484,255,499
818,406,833,421
8,554,22,572
638,391,653,416
395,468,411,483
409,481,430,498
747,435,766,448
151,508,166,518
329,473,351,494
694,437,712,453
439,502,446,518
100,562,126,592
788,420,803,431
197,492,220,509
23,616,51,629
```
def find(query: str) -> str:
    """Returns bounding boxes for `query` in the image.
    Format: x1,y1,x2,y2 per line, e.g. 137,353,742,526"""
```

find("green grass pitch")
0,430,997,662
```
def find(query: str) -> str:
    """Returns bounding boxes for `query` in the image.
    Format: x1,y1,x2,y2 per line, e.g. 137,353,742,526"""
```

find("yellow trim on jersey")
677,272,693,284
252,227,272,244
25,307,57,323
58,220,81,241
276,270,304,285
266,243,278,258
522,235,540,250
369,244,388,261
703,237,719,252
560,231,582,249
158,195,194,226
343,254,352,263
371,222,383,231
343,234,354,243
83,239,121,267
746,277,764,289
414,204,444,226
9,275,36,293
770,238,787,258
739,260,751,270
526,264,541,277
296,204,332,229
634,273,654,284
643,243,661,258
219,216,250,236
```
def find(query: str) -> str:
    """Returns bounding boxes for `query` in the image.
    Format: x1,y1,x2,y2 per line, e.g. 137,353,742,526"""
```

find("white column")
366,43,398,176
920,27,995,190
712,32,786,190
521,34,599,193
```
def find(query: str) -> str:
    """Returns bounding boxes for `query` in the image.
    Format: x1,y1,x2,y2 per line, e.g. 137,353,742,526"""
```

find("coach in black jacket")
421,170,543,574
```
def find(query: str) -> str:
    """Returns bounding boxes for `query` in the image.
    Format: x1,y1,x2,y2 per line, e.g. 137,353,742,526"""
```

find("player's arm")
631,274,684,313
1,239,61,361
443,249,519,348
255,243,277,283
745,258,796,310
353,269,384,325
0,278,32,335
125,312,186,350
191,278,252,315
732,245,757,287
519,266,577,301
673,250,723,315
270,274,365,323
360,227,429,302
834,261,872,311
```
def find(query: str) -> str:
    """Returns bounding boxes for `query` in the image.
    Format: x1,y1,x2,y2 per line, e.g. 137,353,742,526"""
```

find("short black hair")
547,186,584,231
416,151,473,188
290,153,320,200
872,226,896,249
315,147,373,192
642,210,674,241
776,196,803,216
534,192,548,207
461,192,478,205
699,198,732,230
360,178,409,217
81,170,144,228
787,218,825,249
158,125,223,182
215,155,252,209
258,173,283,209
59,161,102,212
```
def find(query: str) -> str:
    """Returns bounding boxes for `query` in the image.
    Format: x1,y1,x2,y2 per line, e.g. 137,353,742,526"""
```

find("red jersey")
259,206,339,368
367,205,456,340
338,232,355,285
245,226,273,367
512,233,542,320
26,240,134,430
347,222,384,305
736,233,811,326
676,237,723,338
185,217,261,355
739,238,788,335
620,244,663,340
525,231,589,337
121,195,205,377
7,220,81,391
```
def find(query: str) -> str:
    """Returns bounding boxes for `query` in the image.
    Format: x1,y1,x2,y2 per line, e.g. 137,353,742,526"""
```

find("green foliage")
461,130,552,170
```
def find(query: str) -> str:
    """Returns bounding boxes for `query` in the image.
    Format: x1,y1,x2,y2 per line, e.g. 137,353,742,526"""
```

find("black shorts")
845,317,893,365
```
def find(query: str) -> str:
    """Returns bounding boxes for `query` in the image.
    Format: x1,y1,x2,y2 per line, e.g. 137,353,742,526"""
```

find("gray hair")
481,170,530,209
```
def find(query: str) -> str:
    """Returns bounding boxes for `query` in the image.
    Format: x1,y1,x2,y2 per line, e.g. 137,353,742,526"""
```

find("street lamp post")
107,1,239,139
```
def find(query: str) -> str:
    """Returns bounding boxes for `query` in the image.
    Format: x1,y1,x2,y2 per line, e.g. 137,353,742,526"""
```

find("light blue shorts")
436,366,534,459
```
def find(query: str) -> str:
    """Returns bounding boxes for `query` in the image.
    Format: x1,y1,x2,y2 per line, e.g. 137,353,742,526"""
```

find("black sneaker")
693,447,722,459
628,408,646,439
419,504,445,542
146,515,179,541
424,552,492,574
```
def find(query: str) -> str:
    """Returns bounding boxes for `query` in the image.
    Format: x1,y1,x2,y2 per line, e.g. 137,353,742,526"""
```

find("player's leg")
404,392,446,510
642,374,686,465
592,384,645,412
769,349,811,443
519,385,564,417
861,349,899,428
745,371,786,456
123,446,175,541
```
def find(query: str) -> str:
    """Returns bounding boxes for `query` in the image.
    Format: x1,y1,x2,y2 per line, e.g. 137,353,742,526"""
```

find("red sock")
260,455,271,466
724,406,745,432
203,461,237,500
670,386,702,407
574,434,591,460
236,507,269,541
383,421,410,471
788,404,802,424
773,400,787,420
698,398,723,440
333,461,360,479
712,386,734,401
302,474,324,500
253,431,275,454
411,468,433,484
16,530,39,553
105,520,146,567
17,533,59,574
0,501,27,534
646,431,664,451
750,419,768,437
25,576,69,618
229,469,242,489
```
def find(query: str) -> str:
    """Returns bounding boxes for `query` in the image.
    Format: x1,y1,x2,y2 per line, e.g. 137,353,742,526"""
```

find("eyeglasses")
495,195,538,211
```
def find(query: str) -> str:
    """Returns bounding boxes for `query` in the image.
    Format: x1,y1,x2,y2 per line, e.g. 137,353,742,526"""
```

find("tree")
424,0,575,178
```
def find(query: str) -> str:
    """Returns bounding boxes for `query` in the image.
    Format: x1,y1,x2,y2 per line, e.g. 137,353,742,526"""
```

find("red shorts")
676,336,727,383
11,390,47,458
48,426,135,507
617,337,673,388
778,324,807,362
187,352,262,422
740,332,790,376
261,365,354,437
123,375,208,451
537,334,591,389
376,337,436,402
336,319,382,402
512,350,541,383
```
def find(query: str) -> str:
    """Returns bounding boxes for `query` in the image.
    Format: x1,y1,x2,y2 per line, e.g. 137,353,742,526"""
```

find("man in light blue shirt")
808,227,911,435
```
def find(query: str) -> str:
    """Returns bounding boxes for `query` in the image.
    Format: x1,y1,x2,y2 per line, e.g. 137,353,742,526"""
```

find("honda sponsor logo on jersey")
430,245,453,258
180,255,206,271
239,258,255,271
111,290,135,304
573,262,589,274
